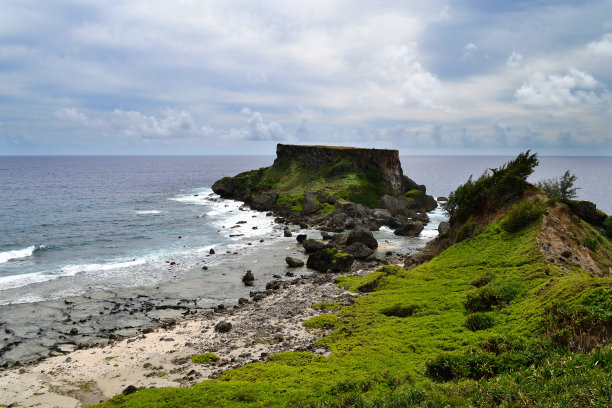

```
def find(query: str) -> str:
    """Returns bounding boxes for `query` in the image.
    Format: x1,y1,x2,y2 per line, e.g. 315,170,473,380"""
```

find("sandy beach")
0,270,365,407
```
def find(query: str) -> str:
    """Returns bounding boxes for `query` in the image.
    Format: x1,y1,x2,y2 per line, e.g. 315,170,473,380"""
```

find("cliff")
212,144,436,232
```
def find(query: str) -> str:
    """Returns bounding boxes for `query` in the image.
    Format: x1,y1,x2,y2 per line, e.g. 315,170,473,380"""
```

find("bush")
536,170,579,201
381,302,422,318
501,198,546,233
464,281,520,312
546,302,612,352
465,313,495,331
191,353,218,364
302,314,339,329
442,151,539,221
471,271,495,287
583,235,600,251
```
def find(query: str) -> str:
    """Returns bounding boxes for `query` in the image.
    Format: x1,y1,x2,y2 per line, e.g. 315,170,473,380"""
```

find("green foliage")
464,281,521,312
442,151,539,221
380,302,422,318
536,170,579,201
465,313,495,331
302,314,339,329
191,353,218,365
471,271,495,287
457,215,478,242
583,235,600,251
501,198,547,233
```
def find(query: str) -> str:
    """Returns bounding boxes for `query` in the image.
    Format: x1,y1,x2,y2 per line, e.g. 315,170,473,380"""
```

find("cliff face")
273,144,416,193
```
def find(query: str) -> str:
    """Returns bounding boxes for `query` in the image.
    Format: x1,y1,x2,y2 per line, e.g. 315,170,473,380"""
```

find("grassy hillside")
93,206,611,407
94,153,612,407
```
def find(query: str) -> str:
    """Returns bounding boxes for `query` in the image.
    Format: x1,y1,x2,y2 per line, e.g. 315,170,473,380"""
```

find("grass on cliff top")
92,218,612,407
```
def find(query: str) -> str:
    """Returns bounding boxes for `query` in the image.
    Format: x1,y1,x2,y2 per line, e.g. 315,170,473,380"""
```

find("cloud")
54,107,89,124
587,33,612,56
246,112,286,141
506,52,523,67
515,68,610,108
463,43,478,58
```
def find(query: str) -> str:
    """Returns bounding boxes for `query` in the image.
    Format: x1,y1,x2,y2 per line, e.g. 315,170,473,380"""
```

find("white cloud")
54,107,89,124
587,33,612,56
515,68,610,108
246,112,286,141
463,43,478,58
506,52,523,67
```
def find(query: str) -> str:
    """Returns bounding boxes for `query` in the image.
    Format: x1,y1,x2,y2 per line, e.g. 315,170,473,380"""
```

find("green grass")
191,353,219,365
91,218,612,407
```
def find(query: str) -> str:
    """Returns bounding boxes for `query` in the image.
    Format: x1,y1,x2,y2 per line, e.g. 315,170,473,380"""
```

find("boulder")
302,239,327,253
211,179,236,198
302,192,321,214
346,227,378,250
344,242,375,259
307,248,354,273
214,321,232,333
242,270,254,286
372,208,393,223
394,223,424,236
378,195,408,216
438,221,450,235
568,201,606,226
330,233,348,248
251,192,279,211
283,227,292,237
342,202,368,219
296,234,307,243
285,257,305,267
266,280,282,291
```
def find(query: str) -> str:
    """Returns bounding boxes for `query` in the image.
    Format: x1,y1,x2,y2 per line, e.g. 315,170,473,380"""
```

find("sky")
1,0,612,155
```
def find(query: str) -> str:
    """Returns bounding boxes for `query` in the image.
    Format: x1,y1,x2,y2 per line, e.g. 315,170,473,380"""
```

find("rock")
561,250,572,258
283,228,293,237
302,192,321,214
438,221,450,234
343,202,368,219
214,321,232,333
285,257,305,267
394,223,424,236
343,242,375,259
372,208,393,222
242,270,255,286
266,280,282,290
296,234,307,243
209,248,215,255
302,239,327,253
346,227,378,250
238,298,249,305
307,248,354,273
320,231,333,240
568,201,606,226
251,192,279,211
329,233,348,248
69,328,78,335
378,195,408,216
123,385,138,395
437,196,449,202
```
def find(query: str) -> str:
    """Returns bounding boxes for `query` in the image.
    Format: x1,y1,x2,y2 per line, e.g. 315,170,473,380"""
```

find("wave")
60,258,147,275
135,210,162,215
0,246,37,264
169,188,215,206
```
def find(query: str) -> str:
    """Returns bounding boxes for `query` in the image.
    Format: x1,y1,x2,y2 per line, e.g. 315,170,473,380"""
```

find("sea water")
1,155,610,305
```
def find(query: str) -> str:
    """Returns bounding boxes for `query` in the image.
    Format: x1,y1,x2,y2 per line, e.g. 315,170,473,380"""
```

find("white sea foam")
169,188,215,205
60,258,147,275
0,246,36,264
135,210,162,215
0,271,57,292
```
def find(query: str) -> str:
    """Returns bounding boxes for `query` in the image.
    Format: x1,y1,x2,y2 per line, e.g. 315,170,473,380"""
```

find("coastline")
0,219,435,407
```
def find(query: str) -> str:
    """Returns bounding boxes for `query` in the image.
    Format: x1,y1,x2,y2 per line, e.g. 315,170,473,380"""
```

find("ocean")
1,155,610,306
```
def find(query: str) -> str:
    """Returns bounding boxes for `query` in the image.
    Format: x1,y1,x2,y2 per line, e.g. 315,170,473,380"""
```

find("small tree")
536,170,578,201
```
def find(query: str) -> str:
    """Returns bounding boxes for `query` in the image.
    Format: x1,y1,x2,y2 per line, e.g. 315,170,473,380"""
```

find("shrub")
583,235,599,251
536,170,579,201
381,302,422,318
302,314,339,329
501,198,546,233
471,271,495,287
442,151,539,221
546,302,612,352
457,216,478,242
464,281,520,312
465,313,495,331
191,353,218,365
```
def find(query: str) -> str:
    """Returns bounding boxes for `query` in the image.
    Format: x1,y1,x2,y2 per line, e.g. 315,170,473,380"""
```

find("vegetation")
442,151,539,221
191,353,219,365
536,170,579,201
501,198,547,233
92,152,612,407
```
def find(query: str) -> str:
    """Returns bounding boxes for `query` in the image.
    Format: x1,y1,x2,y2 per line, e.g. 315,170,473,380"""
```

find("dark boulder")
378,195,408,216
307,248,354,273
438,221,450,235
302,192,321,215
214,321,232,333
330,233,348,248
302,239,327,253
394,223,424,236
296,234,307,243
285,257,304,268
211,179,236,198
283,228,293,237
266,280,282,291
342,202,368,219
568,201,606,226
346,227,378,250
242,270,255,286
251,192,279,211
320,231,333,240
344,242,375,259
123,385,138,395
